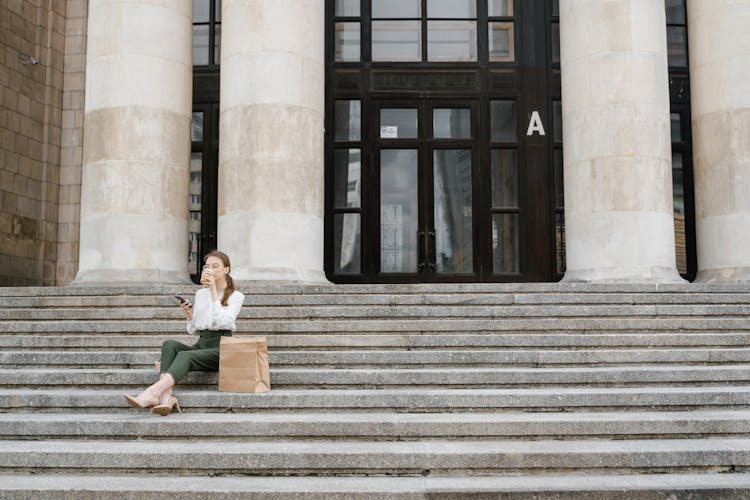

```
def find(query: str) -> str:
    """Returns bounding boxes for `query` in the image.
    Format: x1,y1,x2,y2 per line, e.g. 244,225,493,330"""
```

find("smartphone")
174,296,190,306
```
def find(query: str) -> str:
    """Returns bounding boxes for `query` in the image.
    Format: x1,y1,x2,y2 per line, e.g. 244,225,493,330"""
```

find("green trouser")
159,330,232,384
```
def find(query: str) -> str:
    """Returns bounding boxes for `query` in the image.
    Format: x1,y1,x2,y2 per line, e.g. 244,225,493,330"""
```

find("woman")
125,250,245,415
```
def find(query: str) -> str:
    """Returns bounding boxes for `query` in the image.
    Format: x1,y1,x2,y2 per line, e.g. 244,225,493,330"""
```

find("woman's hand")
200,268,219,302
180,300,193,321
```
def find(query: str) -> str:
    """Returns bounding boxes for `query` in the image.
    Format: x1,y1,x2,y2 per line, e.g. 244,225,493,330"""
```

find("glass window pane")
373,0,420,18
193,0,210,22
334,149,362,208
552,100,562,142
492,213,519,273
489,22,514,62
335,22,360,62
491,150,518,208
372,21,421,61
427,0,476,19
335,0,360,17
671,112,682,142
380,108,418,138
489,0,513,17
428,21,477,62
434,150,473,274
335,100,361,141
665,0,686,24
193,25,209,65
490,100,516,141
551,0,559,17
189,214,201,275
214,24,221,64
189,152,202,209
191,112,204,142
216,0,221,22
667,26,688,67
380,150,419,273
334,214,361,274
433,108,471,138
555,212,566,274
554,149,564,208
550,22,560,64
672,152,686,274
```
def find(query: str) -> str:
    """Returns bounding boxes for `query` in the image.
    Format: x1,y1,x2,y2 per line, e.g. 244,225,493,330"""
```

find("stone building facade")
0,0,748,286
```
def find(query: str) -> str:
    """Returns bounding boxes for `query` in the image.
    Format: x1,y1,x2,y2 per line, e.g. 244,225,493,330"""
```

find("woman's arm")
208,291,244,330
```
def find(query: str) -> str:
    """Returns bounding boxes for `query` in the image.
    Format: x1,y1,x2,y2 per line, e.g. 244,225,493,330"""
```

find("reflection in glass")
491,150,518,208
551,0,559,17
667,26,688,67
193,0,210,22
428,21,477,62
380,108,418,138
551,22,560,64
673,152,686,274
665,0,686,24
554,149,564,208
380,150,418,273
489,22,514,62
491,101,516,141
335,0,360,17
492,213,519,273
334,149,361,208
671,112,681,142
191,112,204,142
555,212,566,274
216,0,221,22
434,150,473,274
335,22,360,62
334,214,361,273
214,24,221,63
193,25,209,65
552,100,562,142
335,100,361,141
489,0,513,17
427,0,476,19
372,21,421,61
433,108,471,138
373,0,420,18
188,152,203,275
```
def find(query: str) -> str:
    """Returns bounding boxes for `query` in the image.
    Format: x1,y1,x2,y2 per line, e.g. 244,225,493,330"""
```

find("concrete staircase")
0,283,749,498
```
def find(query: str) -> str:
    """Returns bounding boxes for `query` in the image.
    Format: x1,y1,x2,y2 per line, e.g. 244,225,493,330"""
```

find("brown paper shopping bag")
218,336,271,393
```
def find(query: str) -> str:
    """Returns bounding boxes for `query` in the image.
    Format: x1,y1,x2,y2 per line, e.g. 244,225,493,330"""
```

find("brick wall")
56,0,85,284
0,0,66,286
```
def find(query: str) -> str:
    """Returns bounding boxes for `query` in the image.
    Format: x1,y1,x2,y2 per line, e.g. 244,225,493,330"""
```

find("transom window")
334,0,514,63
193,0,222,66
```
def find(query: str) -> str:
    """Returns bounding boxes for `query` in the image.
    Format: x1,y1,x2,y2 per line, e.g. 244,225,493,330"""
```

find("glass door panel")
380,149,419,273
433,149,473,273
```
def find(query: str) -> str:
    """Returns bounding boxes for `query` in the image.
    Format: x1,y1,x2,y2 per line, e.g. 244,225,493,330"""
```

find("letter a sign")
526,111,546,136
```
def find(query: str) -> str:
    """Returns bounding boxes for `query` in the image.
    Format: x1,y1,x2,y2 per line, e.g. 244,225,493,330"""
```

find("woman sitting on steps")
125,250,245,416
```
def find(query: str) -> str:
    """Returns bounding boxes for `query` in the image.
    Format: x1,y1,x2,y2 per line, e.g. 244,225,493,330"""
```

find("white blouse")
186,288,245,335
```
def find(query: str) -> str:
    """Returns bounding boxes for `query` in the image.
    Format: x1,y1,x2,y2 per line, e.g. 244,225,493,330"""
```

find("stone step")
5,290,750,308
3,348,749,368
1,282,748,297
1,333,749,350
2,387,749,412
2,438,749,475
2,473,750,499
2,410,748,440
2,317,749,334
3,366,749,388
4,303,750,321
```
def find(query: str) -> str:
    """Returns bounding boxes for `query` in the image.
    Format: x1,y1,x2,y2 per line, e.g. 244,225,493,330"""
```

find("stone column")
218,0,327,282
688,0,750,282
74,0,192,284
559,0,683,282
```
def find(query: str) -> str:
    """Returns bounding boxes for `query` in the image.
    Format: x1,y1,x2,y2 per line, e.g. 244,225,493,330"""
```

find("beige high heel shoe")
124,391,158,409
151,396,182,416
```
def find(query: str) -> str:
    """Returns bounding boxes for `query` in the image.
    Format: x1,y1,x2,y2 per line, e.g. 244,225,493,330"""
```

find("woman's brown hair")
204,250,235,306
